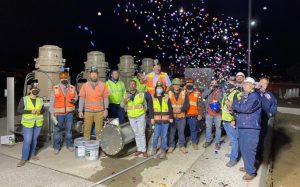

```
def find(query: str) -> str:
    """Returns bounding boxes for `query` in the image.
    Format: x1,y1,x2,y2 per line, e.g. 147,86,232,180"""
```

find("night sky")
0,0,299,78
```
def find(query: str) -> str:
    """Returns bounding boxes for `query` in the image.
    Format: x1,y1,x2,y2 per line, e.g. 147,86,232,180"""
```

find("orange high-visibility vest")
79,81,110,112
169,90,186,118
53,85,76,114
187,91,201,116
147,72,167,96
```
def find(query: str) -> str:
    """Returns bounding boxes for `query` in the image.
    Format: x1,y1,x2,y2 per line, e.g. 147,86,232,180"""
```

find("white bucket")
85,140,100,161
74,137,88,159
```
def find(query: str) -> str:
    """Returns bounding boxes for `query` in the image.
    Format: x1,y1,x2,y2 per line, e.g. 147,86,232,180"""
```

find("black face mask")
186,85,194,90
61,80,68,85
31,90,39,96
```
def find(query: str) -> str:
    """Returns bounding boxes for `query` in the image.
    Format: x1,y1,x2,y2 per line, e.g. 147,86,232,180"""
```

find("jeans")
169,118,186,148
187,117,198,144
205,114,221,144
129,114,147,152
238,128,260,176
223,122,239,162
152,123,170,151
22,124,42,160
53,113,73,150
109,104,125,124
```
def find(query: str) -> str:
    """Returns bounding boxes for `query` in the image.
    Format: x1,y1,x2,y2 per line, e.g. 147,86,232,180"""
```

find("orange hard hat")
59,71,69,79
186,78,194,84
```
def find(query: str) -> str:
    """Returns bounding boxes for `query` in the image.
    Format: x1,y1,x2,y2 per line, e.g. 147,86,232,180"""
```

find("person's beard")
91,77,98,82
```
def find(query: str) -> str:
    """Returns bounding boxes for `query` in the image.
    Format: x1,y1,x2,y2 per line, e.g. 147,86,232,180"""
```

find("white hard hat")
236,72,245,77
243,77,255,84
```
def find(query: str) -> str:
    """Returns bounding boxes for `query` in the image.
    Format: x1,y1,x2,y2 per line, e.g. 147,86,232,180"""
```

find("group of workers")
16,60,277,181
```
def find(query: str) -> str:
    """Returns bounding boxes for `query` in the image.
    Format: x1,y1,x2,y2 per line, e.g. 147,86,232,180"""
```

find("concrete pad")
0,143,144,181
0,154,93,187
277,107,300,115
174,136,268,187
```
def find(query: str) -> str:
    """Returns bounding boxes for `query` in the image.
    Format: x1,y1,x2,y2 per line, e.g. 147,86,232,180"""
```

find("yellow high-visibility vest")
106,80,126,104
21,96,44,128
126,92,145,118
153,96,170,122
221,90,241,122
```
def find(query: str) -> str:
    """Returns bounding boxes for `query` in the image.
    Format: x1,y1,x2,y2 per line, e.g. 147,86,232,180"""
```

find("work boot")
192,144,199,150
142,152,148,158
159,151,166,159
150,149,157,156
215,143,221,150
202,141,212,148
31,156,39,161
168,147,174,153
134,151,142,156
180,147,188,154
242,174,256,181
17,160,26,167
226,160,237,167
54,149,59,155
239,167,246,172
67,147,74,152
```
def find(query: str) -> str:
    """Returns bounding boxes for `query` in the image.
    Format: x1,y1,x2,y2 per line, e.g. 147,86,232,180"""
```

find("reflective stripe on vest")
21,96,44,128
221,90,240,121
187,91,201,116
53,85,76,114
84,82,104,112
153,96,170,122
126,92,145,118
147,72,166,95
106,80,126,104
169,91,186,118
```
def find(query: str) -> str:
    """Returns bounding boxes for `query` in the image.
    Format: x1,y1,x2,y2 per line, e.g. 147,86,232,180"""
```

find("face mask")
156,88,163,94
61,79,68,85
31,90,39,96
186,85,194,90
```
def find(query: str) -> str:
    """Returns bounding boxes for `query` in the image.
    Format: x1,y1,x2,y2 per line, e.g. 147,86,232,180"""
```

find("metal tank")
99,118,157,157
19,45,66,143
33,45,66,101
141,58,154,74
76,51,108,91
84,51,108,82
118,55,136,88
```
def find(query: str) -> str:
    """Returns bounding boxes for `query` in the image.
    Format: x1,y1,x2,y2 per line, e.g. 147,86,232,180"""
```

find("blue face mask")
156,88,163,94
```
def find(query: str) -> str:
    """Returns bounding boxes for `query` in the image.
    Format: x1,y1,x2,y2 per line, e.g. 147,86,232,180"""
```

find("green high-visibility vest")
132,76,147,93
21,96,44,128
106,80,126,104
221,90,241,122
126,92,145,118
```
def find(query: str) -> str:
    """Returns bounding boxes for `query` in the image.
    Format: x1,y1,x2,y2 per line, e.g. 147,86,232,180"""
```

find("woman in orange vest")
50,72,78,155
185,78,205,150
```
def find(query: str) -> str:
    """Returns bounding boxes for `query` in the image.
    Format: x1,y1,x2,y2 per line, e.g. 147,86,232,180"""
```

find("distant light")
97,12,102,16
263,6,267,10
223,36,229,40
250,21,256,26
179,8,184,13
